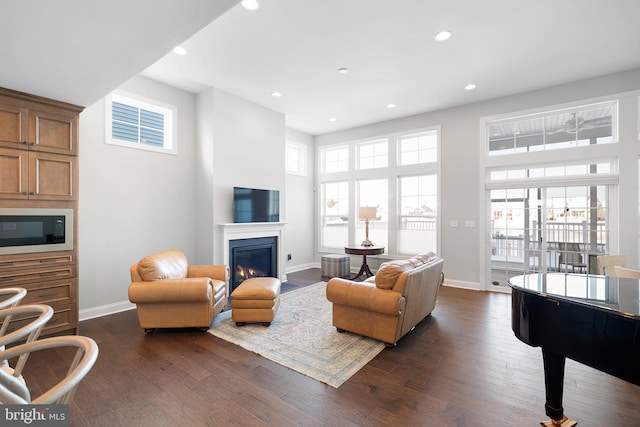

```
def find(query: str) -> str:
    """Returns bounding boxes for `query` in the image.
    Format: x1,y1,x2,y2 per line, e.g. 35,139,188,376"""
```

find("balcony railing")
491,220,607,273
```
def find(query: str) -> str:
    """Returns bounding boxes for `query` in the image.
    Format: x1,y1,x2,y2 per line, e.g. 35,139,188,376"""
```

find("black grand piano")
509,273,640,426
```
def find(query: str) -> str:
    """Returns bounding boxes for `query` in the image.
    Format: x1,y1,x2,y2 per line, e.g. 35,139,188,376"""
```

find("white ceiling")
143,0,640,135
0,0,237,107
2,1,640,137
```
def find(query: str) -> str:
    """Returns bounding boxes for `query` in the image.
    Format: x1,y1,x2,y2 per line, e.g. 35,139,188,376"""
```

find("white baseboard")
286,262,317,274
443,279,511,293
442,279,481,291
79,301,135,322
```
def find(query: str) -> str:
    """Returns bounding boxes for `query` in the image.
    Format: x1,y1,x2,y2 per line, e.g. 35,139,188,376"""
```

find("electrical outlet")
287,253,292,260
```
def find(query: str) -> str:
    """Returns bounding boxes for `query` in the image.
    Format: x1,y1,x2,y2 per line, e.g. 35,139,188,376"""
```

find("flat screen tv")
233,187,280,223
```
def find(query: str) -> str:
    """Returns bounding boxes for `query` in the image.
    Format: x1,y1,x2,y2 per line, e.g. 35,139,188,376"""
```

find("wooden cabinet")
0,147,77,200
0,252,78,335
0,87,82,337
0,100,78,155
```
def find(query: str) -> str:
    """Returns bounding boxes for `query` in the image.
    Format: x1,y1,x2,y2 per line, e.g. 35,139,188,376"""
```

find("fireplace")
219,221,286,295
229,236,277,293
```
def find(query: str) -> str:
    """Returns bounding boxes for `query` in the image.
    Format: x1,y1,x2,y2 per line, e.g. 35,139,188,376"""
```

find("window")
285,141,307,176
487,101,616,156
321,145,348,173
321,181,349,248
357,139,387,169
318,126,440,254
483,100,619,290
356,178,388,248
105,92,176,154
399,131,437,165
398,175,437,255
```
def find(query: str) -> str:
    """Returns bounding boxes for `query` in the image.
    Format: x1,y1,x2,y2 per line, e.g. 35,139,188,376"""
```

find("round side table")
344,245,385,280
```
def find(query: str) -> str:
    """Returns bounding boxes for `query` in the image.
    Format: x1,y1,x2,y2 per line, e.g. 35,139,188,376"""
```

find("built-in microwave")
0,208,73,255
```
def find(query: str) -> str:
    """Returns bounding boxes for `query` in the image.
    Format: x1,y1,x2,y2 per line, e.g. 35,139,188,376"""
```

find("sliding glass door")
489,184,609,288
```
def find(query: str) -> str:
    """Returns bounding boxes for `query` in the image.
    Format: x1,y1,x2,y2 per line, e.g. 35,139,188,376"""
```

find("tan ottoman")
231,277,281,326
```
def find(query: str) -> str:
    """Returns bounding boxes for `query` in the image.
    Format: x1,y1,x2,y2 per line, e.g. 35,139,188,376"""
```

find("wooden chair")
0,304,54,379
0,335,98,404
0,288,27,311
596,255,627,276
612,266,640,279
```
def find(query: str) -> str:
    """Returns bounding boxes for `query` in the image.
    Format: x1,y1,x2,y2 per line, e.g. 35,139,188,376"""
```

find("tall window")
318,127,440,254
398,175,437,255
105,92,176,154
321,181,349,248
356,178,388,248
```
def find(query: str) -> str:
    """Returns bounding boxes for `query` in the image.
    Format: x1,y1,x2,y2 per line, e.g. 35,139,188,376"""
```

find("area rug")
208,281,385,388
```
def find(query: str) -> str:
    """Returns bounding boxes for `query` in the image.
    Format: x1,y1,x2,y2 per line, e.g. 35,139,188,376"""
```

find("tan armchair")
326,252,444,347
128,249,229,332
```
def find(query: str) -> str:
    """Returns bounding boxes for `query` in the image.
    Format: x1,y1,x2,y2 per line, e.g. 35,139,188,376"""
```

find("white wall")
284,128,316,271
79,79,313,320
78,76,198,318
202,88,286,265
77,67,640,319
316,68,640,289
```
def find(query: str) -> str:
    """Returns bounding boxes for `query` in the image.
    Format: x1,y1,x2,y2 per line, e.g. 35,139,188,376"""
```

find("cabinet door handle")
39,292,59,298
0,262,16,267
0,277,16,282
29,192,35,195
22,192,28,196
30,142,36,146
39,272,65,277
22,141,28,145
39,259,59,263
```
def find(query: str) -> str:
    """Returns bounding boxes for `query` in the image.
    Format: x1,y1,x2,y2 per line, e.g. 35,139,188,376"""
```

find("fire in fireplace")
229,236,277,293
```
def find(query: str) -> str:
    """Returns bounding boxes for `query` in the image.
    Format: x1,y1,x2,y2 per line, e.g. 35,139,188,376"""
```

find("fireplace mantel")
219,222,286,285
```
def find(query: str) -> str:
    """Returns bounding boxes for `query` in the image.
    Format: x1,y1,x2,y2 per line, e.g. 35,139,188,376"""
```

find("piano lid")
509,273,640,319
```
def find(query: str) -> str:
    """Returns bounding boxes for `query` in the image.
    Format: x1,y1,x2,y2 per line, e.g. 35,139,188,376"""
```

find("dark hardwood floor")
19,268,640,426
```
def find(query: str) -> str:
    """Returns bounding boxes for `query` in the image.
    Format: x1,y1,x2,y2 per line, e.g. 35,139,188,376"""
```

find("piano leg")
540,350,577,427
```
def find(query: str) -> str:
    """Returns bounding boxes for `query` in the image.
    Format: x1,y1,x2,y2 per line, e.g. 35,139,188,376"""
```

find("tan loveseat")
326,252,444,346
128,249,229,332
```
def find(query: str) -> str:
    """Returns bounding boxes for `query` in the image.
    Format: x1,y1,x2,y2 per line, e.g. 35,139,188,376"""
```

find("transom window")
488,161,615,183
357,139,388,169
285,140,307,176
487,101,616,156
399,130,437,165
321,145,348,173
105,92,176,154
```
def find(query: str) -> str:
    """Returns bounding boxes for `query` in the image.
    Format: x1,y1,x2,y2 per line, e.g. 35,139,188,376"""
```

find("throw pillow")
375,260,412,289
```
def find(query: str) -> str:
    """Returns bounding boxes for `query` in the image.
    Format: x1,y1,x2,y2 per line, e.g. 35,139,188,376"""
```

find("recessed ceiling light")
338,67,349,74
386,103,397,109
172,46,187,55
329,117,337,122
271,91,283,97
465,83,477,91
241,0,260,10
434,31,452,42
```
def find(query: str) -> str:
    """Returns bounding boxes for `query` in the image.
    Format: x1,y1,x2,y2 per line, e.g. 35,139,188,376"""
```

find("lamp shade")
359,206,377,220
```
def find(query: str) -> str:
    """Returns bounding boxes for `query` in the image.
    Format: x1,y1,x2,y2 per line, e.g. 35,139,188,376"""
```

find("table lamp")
359,206,377,247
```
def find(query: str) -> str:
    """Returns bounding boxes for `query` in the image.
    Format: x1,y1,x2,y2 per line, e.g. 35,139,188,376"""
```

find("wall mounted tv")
233,187,280,223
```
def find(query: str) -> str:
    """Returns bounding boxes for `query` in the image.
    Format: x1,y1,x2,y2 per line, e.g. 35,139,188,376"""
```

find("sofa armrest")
187,265,230,282
128,277,213,304
326,278,403,316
